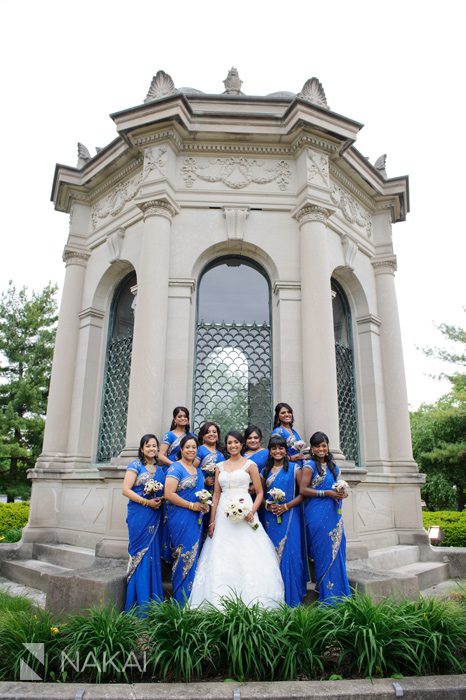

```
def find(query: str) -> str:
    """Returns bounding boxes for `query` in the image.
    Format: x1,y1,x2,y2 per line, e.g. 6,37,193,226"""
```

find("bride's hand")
245,512,255,523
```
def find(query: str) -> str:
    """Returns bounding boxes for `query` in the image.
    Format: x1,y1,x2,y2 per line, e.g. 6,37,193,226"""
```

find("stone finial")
223,66,243,95
374,154,387,178
144,70,176,103
77,143,92,168
297,77,329,110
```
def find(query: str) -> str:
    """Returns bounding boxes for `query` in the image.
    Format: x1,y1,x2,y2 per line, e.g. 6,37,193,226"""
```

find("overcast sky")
1,0,464,408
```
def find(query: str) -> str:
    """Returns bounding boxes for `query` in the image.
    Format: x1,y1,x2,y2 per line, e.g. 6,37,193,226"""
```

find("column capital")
371,254,397,275
293,203,333,226
138,198,177,221
62,246,90,267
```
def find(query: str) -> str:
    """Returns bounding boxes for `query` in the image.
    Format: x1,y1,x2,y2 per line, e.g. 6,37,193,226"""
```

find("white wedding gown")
189,460,285,609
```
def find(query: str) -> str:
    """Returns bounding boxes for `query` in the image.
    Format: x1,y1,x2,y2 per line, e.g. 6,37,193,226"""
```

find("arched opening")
97,271,136,462
194,256,272,440
332,279,360,465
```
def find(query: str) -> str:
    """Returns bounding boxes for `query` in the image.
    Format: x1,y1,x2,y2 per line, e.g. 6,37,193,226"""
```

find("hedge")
423,510,466,547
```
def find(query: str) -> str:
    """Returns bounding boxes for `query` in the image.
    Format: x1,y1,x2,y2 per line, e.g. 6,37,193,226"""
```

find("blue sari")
196,445,224,537
262,464,309,606
302,460,350,604
124,461,165,614
272,427,305,467
160,431,194,562
165,462,205,605
245,448,269,471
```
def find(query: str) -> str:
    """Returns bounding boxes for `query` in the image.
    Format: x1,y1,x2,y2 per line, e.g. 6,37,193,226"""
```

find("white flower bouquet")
224,498,259,530
195,489,213,524
143,479,164,498
266,487,286,523
332,479,350,497
286,435,306,453
201,464,216,475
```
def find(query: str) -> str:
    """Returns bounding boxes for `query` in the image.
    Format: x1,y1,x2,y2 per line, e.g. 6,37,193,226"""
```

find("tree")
410,314,466,511
0,282,57,501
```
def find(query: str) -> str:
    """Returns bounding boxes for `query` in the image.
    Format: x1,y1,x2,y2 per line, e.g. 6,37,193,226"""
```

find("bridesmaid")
272,402,307,466
164,435,209,604
261,435,309,607
243,425,269,472
122,434,165,614
159,406,194,562
159,406,194,470
300,431,351,604
195,422,224,536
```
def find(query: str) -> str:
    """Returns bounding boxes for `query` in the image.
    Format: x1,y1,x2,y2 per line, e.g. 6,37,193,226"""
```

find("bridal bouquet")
225,498,259,530
332,479,350,497
267,487,286,523
195,489,213,524
143,479,164,498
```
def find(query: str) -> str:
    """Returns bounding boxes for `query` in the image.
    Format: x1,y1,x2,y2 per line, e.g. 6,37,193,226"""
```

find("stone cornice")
329,164,375,211
273,280,301,293
90,158,144,203
371,254,397,274
356,313,382,327
138,198,177,221
168,278,196,292
78,307,105,321
62,246,91,267
294,204,333,225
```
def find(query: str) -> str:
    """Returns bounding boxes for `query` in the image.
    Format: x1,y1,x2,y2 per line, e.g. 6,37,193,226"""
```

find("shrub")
0,502,30,533
423,510,466,547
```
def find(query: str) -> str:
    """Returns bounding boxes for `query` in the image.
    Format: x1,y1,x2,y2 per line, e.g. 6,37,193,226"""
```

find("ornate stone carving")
139,199,177,221
181,156,291,190
341,235,358,270
307,149,329,186
371,254,397,274
223,207,249,240
331,185,372,238
77,143,92,168
142,146,167,180
62,246,90,267
297,77,329,110
294,204,332,226
91,172,142,229
223,66,243,95
144,70,176,103
374,154,387,178
106,228,125,263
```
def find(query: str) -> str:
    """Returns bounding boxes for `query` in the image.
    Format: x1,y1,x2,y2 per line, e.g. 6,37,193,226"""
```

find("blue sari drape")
124,461,165,614
160,431,194,562
262,464,309,606
302,460,350,604
272,427,305,467
165,462,205,605
197,445,224,537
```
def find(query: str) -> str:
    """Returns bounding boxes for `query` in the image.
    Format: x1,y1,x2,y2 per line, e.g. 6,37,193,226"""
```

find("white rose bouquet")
143,479,164,498
332,479,350,497
195,489,213,524
225,498,259,530
266,487,286,523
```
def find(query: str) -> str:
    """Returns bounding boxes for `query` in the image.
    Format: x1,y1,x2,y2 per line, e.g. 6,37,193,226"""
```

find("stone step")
390,561,450,590
0,559,71,593
367,545,420,570
0,575,46,609
32,543,95,569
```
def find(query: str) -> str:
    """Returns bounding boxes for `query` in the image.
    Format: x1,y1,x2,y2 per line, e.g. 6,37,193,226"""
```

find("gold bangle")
189,502,193,510
284,503,288,511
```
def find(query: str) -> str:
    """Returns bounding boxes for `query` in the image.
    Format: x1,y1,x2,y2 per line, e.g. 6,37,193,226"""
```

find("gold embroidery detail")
171,544,183,575
329,518,343,561
275,535,287,563
126,546,149,582
178,475,197,490
181,540,199,579
311,464,327,488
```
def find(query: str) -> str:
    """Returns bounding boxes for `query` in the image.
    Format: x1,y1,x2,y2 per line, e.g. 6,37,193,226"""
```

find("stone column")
372,254,415,470
295,204,343,458
37,246,90,468
121,199,176,457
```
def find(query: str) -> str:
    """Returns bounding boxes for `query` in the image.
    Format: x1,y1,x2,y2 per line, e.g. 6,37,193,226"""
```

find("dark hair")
309,431,338,480
197,422,221,450
169,406,191,433
244,425,263,442
273,402,294,429
224,430,245,454
179,433,198,455
263,435,289,480
138,434,160,464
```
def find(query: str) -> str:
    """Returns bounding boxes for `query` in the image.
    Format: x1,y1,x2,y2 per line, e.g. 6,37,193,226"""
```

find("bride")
189,430,285,609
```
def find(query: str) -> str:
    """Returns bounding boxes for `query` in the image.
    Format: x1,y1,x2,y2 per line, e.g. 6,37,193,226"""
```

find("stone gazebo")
2,68,453,611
